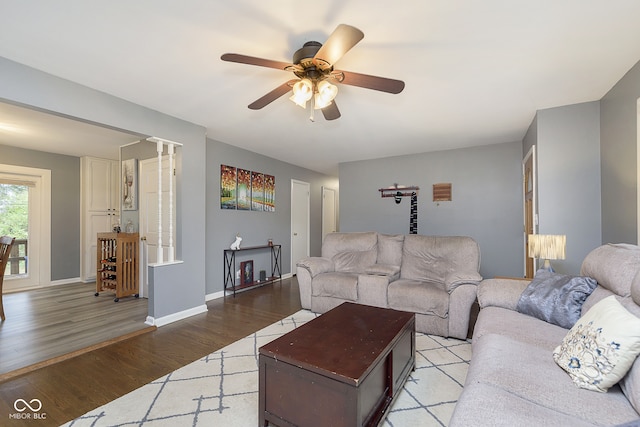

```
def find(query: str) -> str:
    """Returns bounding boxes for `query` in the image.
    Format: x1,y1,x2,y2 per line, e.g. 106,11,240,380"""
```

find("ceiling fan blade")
333,70,405,94
248,79,297,110
313,24,364,71
221,53,294,72
321,101,341,121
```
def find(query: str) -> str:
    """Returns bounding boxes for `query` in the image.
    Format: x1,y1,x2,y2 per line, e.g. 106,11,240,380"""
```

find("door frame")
291,179,310,274
0,164,51,291
637,97,640,244
523,145,537,277
138,155,175,297
322,186,337,240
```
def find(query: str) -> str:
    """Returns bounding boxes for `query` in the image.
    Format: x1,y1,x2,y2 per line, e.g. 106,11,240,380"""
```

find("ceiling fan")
221,24,405,121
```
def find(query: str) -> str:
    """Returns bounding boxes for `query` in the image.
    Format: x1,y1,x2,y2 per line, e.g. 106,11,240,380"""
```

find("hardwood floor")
0,282,150,378
0,277,301,426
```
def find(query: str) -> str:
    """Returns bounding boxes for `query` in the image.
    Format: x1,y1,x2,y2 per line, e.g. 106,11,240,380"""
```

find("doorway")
322,186,337,241
0,164,51,291
138,155,176,297
291,180,310,273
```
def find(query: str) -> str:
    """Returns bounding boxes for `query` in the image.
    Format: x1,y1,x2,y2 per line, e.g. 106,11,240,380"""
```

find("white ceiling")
1,1,640,175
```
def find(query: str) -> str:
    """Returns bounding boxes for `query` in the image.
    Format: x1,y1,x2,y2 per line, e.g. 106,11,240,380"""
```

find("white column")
156,140,164,264
167,143,175,262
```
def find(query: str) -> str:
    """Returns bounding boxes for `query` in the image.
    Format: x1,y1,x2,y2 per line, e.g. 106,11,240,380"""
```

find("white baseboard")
206,290,225,301
51,277,82,286
145,304,208,327
205,273,292,301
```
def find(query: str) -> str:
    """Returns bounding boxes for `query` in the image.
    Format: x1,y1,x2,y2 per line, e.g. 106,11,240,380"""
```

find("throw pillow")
377,234,404,266
516,270,598,329
553,296,640,392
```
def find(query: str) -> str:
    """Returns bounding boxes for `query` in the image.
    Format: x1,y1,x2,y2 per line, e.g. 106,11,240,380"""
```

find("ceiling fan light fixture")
290,78,313,108
314,80,338,109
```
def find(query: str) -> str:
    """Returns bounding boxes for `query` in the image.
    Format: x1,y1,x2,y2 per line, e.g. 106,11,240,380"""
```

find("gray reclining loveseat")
296,231,482,339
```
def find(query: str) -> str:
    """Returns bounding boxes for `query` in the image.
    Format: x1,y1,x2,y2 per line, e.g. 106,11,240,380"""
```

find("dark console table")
223,244,281,297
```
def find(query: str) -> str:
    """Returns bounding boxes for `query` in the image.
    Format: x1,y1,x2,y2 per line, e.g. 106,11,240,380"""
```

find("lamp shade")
314,80,338,109
289,78,313,108
528,234,566,260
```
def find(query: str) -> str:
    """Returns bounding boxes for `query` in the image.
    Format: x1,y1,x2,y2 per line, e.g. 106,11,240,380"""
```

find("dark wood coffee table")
258,302,415,427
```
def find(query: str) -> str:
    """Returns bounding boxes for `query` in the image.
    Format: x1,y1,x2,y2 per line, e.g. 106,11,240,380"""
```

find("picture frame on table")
240,260,254,285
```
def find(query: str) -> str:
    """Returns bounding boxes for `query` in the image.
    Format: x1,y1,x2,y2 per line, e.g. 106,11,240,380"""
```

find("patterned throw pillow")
553,296,640,392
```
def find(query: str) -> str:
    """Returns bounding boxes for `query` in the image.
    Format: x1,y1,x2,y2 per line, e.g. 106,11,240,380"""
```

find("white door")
291,180,310,273
139,156,175,297
0,165,51,292
80,157,118,282
322,186,337,240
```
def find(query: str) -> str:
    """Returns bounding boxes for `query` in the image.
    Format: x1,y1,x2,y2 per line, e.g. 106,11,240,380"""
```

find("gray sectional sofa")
450,243,640,426
295,231,482,339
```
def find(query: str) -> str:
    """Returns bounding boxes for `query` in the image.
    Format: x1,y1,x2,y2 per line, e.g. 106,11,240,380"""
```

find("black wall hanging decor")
378,184,420,234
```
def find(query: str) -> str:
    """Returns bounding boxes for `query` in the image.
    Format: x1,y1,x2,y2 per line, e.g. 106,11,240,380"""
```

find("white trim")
291,179,310,273
637,98,640,244
523,145,537,274
322,186,337,239
205,272,294,302
50,277,82,286
145,304,208,327
148,260,183,268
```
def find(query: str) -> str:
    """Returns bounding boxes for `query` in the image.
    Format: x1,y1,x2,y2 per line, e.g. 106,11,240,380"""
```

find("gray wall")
601,59,640,244
0,144,80,281
0,57,207,320
533,101,602,275
338,141,523,279
206,139,338,295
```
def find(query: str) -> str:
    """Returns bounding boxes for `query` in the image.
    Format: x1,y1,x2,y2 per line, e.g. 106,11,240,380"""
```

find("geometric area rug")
63,310,471,427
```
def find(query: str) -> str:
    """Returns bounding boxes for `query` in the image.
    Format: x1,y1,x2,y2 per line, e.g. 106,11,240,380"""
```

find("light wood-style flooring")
0,282,150,378
0,277,301,426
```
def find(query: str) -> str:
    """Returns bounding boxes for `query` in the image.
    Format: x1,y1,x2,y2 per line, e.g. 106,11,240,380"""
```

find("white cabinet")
80,157,120,282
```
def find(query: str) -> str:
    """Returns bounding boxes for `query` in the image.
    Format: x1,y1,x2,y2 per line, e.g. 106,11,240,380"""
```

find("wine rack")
95,232,139,302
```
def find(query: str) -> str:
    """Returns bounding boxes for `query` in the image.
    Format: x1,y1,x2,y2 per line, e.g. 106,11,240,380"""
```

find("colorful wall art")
220,165,237,209
220,165,275,212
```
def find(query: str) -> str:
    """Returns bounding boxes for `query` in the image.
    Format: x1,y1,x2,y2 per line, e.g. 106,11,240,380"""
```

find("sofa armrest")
444,271,483,293
296,257,335,278
477,278,530,310
365,264,401,281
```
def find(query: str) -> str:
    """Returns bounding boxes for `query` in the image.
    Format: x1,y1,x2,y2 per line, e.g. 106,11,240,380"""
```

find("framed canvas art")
220,165,237,209
122,158,138,211
240,260,254,285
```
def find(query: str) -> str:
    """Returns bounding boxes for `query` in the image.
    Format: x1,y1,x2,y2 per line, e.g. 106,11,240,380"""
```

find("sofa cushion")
621,351,640,415
400,235,480,284
388,279,449,318
553,296,640,392
321,231,377,259
451,383,598,427
516,270,597,329
581,243,640,297
312,272,358,301
332,250,377,273
467,333,639,425
321,232,378,273
633,269,640,306
473,306,568,351
377,233,404,266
